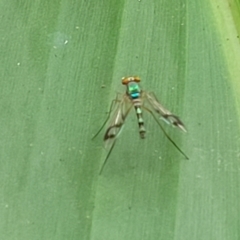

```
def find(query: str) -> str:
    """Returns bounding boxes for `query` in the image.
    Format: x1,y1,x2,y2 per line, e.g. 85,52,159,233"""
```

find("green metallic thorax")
127,82,141,99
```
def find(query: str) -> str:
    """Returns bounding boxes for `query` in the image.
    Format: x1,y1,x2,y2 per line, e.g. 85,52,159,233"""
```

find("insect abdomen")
134,105,146,139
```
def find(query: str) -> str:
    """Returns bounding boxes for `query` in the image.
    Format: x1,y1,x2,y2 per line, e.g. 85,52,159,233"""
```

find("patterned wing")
104,95,132,149
144,91,186,132
98,95,132,174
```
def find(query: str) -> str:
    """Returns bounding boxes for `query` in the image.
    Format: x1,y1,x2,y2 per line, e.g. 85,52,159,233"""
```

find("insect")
93,76,188,174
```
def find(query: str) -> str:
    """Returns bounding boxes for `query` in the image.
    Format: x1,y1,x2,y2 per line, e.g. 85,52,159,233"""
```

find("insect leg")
99,140,116,174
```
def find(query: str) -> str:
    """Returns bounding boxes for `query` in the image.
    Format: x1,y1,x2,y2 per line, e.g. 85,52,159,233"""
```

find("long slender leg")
99,140,116,174
142,106,189,160
92,95,121,140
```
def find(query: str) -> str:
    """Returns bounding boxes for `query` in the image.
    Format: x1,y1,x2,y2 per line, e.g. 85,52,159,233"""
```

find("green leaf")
1,0,240,240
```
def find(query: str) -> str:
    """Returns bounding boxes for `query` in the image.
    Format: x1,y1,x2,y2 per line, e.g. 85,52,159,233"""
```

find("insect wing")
145,91,186,132
104,96,132,149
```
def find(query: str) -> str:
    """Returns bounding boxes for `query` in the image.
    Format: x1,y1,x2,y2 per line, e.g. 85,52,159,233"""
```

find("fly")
93,76,188,174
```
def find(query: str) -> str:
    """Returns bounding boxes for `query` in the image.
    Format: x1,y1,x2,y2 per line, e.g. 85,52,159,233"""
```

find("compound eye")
121,77,129,85
134,76,141,82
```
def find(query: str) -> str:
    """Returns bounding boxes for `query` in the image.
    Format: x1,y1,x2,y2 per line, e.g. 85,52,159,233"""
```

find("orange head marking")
121,76,141,85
